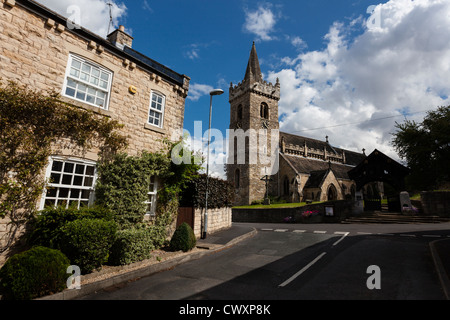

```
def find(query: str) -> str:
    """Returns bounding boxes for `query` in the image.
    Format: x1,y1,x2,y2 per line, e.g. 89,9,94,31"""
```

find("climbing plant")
0,81,127,253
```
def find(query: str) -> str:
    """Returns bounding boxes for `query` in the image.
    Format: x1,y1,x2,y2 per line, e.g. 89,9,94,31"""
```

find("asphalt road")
80,223,450,301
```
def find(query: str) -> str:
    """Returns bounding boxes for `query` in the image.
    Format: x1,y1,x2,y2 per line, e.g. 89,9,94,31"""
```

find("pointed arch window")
283,176,290,196
237,104,243,120
235,169,241,189
260,103,269,119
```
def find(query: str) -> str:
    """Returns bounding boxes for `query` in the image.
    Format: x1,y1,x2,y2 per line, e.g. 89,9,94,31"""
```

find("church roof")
244,42,263,83
280,131,366,167
282,154,356,180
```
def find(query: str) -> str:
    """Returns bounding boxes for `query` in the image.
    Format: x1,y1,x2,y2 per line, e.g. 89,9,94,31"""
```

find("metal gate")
364,197,382,211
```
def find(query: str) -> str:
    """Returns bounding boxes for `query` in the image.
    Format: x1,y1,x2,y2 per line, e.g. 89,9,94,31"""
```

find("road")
79,222,450,301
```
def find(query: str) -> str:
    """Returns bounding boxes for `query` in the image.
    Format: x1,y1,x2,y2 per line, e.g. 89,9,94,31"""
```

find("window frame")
147,91,166,129
40,157,97,210
62,54,113,110
144,176,159,218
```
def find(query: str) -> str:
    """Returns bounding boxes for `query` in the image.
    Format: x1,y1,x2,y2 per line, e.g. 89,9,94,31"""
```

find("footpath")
39,222,450,300
39,224,257,300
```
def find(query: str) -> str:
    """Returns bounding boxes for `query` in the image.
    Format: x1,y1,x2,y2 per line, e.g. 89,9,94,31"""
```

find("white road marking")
279,252,327,288
333,232,350,247
313,231,327,234
293,230,307,233
275,229,288,233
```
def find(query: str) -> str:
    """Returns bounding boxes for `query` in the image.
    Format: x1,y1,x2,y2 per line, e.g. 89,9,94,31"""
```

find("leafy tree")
0,81,127,253
392,106,450,191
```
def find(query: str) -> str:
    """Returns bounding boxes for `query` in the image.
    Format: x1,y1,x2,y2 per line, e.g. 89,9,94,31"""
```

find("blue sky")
37,0,450,178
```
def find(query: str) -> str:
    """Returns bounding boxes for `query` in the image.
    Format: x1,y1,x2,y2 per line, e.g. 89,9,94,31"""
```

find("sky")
36,0,450,179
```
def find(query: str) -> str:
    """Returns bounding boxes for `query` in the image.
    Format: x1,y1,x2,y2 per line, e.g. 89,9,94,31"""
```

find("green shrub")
0,246,70,300
109,228,155,266
170,223,196,252
28,205,114,249
60,218,117,274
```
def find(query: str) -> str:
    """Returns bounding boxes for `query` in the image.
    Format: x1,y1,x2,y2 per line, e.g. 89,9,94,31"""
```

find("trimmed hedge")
28,205,114,249
0,246,70,300
109,228,155,266
60,218,117,274
179,174,235,209
170,223,196,252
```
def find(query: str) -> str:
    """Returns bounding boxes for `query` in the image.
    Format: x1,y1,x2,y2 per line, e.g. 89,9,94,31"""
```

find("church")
227,43,376,206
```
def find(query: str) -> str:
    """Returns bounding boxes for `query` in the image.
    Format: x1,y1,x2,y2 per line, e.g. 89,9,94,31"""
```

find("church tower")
227,43,281,205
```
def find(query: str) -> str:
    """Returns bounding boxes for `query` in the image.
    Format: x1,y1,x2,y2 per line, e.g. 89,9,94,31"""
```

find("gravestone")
353,191,364,215
400,191,413,214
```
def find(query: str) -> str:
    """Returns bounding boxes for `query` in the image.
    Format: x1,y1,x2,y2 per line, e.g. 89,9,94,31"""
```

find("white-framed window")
148,91,165,128
144,176,158,218
62,54,113,110
40,157,97,210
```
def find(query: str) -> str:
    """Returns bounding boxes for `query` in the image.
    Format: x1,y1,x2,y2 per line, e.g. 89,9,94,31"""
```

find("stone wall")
0,1,190,261
232,200,353,224
421,191,450,217
0,0,189,159
193,207,232,239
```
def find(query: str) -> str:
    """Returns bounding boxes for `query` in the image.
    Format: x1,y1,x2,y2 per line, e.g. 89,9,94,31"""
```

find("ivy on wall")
0,81,127,253
95,139,203,230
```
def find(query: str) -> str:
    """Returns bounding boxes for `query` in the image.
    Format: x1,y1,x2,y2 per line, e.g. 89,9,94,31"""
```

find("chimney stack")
107,25,133,49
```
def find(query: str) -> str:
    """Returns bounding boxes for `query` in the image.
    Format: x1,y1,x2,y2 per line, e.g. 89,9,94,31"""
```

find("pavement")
39,223,257,300
38,222,450,300
430,238,450,300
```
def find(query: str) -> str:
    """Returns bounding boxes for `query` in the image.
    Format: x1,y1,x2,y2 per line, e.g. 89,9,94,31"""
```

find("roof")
280,131,366,167
16,0,188,88
282,153,358,181
244,42,263,83
304,170,328,188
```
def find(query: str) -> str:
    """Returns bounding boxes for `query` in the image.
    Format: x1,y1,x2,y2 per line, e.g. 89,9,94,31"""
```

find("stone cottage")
0,0,190,253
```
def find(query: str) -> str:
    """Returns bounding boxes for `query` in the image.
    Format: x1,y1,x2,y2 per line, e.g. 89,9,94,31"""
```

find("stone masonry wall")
0,1,188,159
193,207,232,239
0,1,189,262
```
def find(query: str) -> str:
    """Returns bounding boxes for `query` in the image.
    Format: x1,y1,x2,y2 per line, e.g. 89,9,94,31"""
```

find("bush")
60,218,117,274
109,228,155,266
27,205,114,249
0,246,70,300
170,223,196,252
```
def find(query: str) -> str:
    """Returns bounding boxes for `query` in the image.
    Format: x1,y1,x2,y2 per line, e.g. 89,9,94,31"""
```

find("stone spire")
244,42,263,83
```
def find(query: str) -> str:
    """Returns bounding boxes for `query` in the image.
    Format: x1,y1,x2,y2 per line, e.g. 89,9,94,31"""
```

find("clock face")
236,122,242,129
262,120,269,129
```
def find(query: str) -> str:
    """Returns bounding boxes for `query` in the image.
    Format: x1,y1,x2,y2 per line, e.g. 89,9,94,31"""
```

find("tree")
392,106,450,191
0,81,127,253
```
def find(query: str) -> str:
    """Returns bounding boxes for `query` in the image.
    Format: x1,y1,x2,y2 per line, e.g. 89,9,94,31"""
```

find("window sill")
58,96,113,118
144,123,167,135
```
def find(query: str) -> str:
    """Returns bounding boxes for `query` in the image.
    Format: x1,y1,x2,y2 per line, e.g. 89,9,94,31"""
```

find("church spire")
244,42,263,83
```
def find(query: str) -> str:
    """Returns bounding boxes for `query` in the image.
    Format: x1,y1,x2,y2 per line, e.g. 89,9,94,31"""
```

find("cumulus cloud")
186,83,215,101
36,0,128,37
267,0,450,160
244,4,277,41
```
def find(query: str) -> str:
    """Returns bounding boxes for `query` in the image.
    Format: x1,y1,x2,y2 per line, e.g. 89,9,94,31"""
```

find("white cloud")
267,0,450,160
187,83,214,101
244,4,277,41
36,0,128,37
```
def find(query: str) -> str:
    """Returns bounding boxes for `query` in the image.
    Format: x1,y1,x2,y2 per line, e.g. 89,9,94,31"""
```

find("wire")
290,110,429,133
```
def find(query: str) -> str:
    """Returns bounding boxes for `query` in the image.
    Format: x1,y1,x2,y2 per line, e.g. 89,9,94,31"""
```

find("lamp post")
202,89,224,240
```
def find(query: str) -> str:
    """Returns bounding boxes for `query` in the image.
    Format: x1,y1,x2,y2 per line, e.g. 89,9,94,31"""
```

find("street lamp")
202,89,224,240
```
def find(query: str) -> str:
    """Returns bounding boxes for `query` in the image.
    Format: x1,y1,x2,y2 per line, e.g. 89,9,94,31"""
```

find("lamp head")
210,89,224,96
